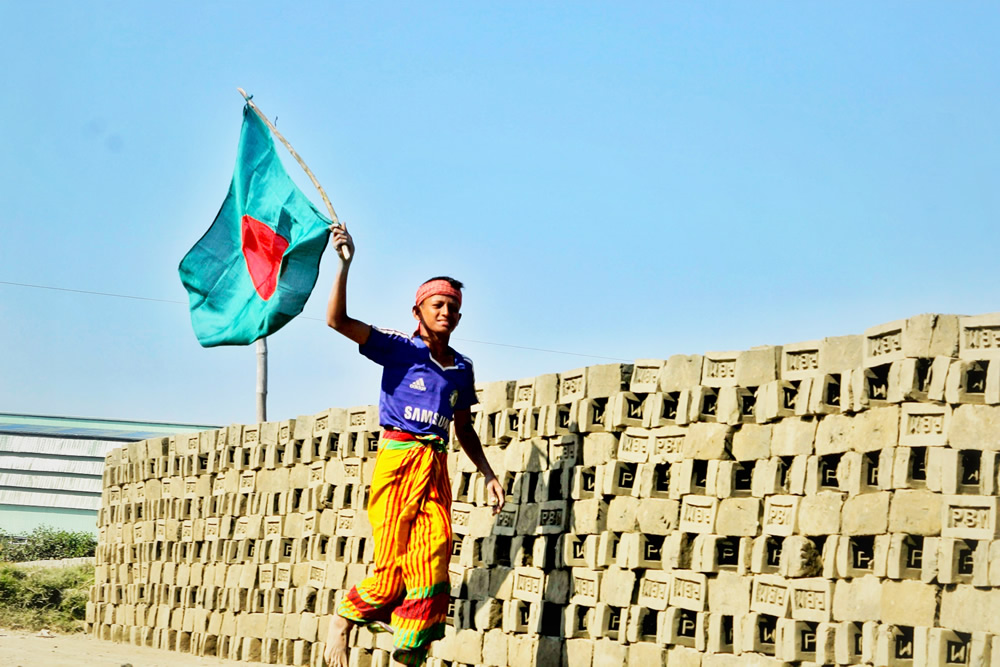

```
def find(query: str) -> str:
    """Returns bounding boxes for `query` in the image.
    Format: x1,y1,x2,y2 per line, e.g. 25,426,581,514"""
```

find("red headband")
415,279,462,307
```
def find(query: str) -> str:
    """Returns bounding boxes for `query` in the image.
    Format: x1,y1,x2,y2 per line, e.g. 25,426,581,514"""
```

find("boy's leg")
391,451,453,666
336,443,439,628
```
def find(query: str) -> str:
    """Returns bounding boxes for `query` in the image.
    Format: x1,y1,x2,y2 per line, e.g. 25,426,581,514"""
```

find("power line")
0,280,630,362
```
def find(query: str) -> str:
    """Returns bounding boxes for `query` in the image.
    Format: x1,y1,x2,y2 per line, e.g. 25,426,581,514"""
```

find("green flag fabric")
179,106,331,347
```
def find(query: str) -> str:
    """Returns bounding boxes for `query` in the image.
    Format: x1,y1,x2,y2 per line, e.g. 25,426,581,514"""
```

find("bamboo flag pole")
237,88,349,422
236,87,351,261
256,337,267,422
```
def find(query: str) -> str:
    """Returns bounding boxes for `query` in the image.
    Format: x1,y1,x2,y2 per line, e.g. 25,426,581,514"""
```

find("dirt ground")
0,628,270,667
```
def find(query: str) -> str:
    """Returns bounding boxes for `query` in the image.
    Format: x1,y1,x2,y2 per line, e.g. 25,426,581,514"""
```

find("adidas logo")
409,377,427,391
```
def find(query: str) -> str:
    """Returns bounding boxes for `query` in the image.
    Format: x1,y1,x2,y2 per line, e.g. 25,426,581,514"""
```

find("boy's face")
413,294,462,336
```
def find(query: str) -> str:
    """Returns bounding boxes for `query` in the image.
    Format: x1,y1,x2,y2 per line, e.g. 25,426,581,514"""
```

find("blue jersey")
360,327,477,441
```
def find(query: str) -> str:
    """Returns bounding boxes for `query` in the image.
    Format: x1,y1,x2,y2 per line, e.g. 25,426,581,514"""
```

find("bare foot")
323,614,353,667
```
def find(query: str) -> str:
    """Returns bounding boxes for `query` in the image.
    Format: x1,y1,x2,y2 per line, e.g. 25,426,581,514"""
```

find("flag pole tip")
237,87,250,100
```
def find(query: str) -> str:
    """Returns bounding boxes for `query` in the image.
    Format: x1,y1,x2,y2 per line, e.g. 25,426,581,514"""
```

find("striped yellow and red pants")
336,431,452,666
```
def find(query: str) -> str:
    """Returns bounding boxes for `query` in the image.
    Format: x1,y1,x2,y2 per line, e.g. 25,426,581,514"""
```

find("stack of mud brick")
90,312,1000,667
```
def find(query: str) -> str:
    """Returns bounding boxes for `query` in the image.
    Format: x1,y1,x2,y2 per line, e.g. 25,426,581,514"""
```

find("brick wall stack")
89,312,1000,667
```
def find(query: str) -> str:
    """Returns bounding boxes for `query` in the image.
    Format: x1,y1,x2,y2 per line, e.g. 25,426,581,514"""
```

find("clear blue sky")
1,2,998,426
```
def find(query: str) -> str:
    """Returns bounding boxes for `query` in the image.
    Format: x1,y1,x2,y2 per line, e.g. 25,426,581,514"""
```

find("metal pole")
256,337,267,422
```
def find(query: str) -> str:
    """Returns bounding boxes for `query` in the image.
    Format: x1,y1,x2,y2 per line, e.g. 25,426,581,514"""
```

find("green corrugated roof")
0,413,218,441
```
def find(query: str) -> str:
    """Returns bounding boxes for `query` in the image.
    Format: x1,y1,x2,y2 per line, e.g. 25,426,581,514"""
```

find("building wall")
90,312,1000,667
0,416,217,536
0,434,114,535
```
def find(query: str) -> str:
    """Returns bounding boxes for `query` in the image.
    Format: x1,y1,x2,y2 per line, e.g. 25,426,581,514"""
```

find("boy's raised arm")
326,226,371,345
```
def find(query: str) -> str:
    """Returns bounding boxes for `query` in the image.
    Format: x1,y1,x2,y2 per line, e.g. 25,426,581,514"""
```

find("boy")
323,226,505,667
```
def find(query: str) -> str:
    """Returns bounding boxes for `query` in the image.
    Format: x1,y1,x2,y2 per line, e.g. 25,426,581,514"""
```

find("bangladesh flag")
179,105,331,347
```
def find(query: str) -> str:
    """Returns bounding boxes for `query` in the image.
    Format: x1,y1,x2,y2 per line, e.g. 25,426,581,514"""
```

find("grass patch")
0,563,93,633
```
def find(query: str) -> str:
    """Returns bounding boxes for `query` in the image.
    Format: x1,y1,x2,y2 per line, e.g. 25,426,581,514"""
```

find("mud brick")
493,408,520,443
871,579,937,629
479,628,508,666
836,534,890,578
510,566,545,603
938,537,988,585
714,498,760,537
784,577,833,623
750,458,785,497
949,405,1000,451
873,624,929,667
617,428,653,463
548,434,581,468
561,533,597,569
659,607,705,649
599,495,636,533
693,535,748,573
701,615,739,656
682,422,732,459
537,500,569,535
831,621,868,665
342,405,377,433
679,496,719,534
625,532,667,569
708,571,752,617
828,576,883,624
885,534,928,580
806,373,844,415
728,424,769,461
540,402,577,437
838,491,889,536
750,574,790,617
757,380,804,423
656,532,691,572
558,368,589,403
980,451,1000,496
642,392,679,428
560,637,594,667
630,569,671,612
565,568,600,607
589,531,618,568
660,570,705,612
515,502,540,534
451,627,483,664
765,418,814,459
492,502,519,536
521,438,552,472
513,374,558,409
630,500,677,538
622,360,662,394
669,459,705,498
588,603,626,640
582,432,618,466
501,598,540,635
942,495,999,539
701,351,739,388
960,312,1000,360
794,492,842,535
589,565,634,608
629,607,663,646
604,391,645,431
927,629,990,667
943,359,993,405
636,426,684,464
781,341,824,382
761,495,799,537
775,535,821,578
773,618,821,662
735,612,778,655
597,460,634,495
564,603,595,639
450,502,474,535
473,380,513,414
535,468,570,503
575,398,608,433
